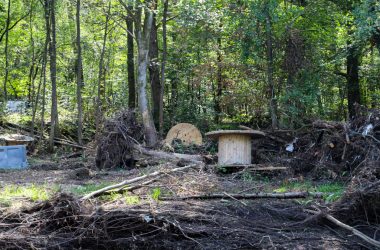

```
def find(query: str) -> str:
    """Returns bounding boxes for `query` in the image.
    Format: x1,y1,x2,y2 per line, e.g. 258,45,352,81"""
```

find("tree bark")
346,42,361,119
96,2,111,139
214,24,223,124
135,1,158,147
159,0,169,136
265,5,278,129
126,6,136,109
48,0,60,151
40,0,51,140
3,0,11,100
76,0,83,145
149,0,162,132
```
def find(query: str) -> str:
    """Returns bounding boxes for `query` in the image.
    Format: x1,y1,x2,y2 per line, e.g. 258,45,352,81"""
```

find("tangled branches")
0,195,368,249
95,110,144,170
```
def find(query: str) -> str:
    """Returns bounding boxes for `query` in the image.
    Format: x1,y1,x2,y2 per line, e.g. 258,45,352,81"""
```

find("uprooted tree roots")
95,110,144,169
0,193,375,249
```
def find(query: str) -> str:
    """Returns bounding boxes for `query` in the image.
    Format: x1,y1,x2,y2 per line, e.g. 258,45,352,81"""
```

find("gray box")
0,145,28,169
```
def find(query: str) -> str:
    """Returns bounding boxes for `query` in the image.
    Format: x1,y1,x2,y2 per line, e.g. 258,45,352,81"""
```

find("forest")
0,0,379,249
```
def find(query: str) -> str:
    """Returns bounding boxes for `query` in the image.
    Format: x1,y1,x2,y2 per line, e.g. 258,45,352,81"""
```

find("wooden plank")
205,129,265,138
213,164,288,171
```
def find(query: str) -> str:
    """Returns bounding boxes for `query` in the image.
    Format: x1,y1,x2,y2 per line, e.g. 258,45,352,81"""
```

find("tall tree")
160,0,169,135
3,0,11,100
76,0,84,145
40,0,51,139
96,2,111,138
214,23,223,124
265,2,278,129
126,6,136,109
49,0,60,151
135,0,158,147
148,0,162,132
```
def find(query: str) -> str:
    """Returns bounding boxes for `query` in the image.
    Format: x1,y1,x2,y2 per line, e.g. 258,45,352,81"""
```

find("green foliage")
274,181,344,203
150,187,161,201
125,194,140,205
0,0,379,136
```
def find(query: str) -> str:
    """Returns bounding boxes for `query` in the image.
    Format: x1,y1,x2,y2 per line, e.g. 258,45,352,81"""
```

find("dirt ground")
0,154,377,249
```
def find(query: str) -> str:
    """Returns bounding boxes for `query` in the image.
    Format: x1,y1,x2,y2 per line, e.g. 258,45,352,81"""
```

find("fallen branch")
81,163,202,200
134,144,204,163
102,178,159,196
305,209,380,249
159,191,324,201
4,122,87,149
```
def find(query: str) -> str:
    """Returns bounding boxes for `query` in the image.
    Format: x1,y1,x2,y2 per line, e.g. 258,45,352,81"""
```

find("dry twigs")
81,163,202,200
159,191,324,201
305,208,380,249
0,196,366,249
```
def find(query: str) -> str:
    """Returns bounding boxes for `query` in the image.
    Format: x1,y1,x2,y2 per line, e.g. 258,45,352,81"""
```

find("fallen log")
305,208,380,249
134,144,203,163
159,191,325,201
81,163,202,200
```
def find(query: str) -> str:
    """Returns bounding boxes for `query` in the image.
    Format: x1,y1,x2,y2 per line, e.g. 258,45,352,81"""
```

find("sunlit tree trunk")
135,1,158,147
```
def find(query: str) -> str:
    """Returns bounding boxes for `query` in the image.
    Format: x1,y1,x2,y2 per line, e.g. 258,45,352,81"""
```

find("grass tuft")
0,184,59,207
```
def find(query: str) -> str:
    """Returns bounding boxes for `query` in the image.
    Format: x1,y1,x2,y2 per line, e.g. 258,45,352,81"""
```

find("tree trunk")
3,0,11,100
96,2,111,139
148,1,162,132
126,6,136,109
346,43,361,119
214,26,223,124
40,0,51,140
49,0,59,151
159,0,169,136
265,6,278,129
27,5,36,104
76,0,83,145
135,1,158,147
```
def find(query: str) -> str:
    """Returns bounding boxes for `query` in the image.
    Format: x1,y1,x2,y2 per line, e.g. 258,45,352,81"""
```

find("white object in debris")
285,138,298,152
362,124,373,136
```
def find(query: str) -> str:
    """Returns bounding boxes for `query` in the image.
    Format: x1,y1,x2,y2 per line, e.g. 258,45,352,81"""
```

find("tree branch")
0,11,31,43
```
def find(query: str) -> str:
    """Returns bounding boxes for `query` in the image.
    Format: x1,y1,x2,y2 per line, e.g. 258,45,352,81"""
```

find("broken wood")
81,163,202,200
134,144,203,163
305,208,380,249
214,164,287,171
159,191,324,201
103,178,159,196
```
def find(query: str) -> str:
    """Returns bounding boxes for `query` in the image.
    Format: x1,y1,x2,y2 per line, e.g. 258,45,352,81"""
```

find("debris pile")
95,110,144,169
254,107,380,223
0,194,368,249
